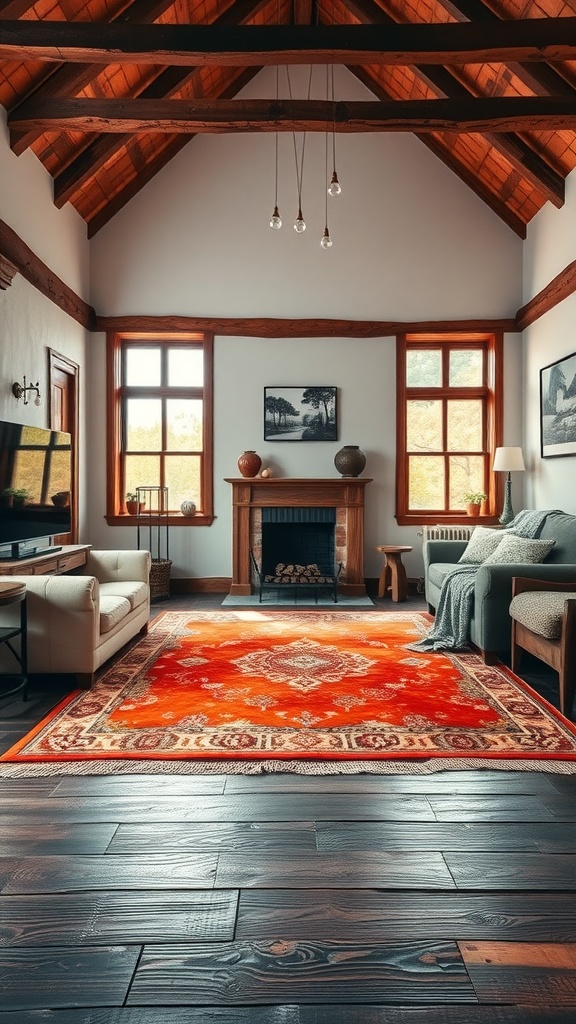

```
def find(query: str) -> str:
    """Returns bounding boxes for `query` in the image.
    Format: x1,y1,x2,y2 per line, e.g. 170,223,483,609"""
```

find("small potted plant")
463,490,488,517
125,491,145,515
1,486,29,508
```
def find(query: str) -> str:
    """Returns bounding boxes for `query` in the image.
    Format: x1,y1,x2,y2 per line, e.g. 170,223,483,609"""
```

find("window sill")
396,514,501,528
105,514,215,527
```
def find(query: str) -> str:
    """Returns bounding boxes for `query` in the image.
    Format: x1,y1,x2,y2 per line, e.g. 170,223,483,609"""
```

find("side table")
0,581,28,701
375,545,413,602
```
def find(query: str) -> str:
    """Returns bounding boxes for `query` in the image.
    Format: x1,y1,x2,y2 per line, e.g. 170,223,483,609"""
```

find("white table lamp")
493,446,525,525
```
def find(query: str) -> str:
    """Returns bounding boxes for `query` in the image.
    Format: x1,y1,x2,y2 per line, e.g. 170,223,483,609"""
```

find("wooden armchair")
510,576,576,718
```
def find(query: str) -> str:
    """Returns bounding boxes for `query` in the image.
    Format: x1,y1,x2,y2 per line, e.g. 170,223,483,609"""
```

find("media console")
0,544,91,577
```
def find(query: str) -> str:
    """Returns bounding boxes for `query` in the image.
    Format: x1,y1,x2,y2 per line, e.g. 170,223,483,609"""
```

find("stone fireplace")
225,477,372,597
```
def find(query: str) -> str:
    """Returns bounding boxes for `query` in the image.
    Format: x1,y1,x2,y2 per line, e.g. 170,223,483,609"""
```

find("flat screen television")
0,419,72,560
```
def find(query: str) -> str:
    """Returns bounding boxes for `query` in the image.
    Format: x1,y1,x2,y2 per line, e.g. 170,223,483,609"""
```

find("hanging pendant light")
328,170,341,197
320,71,333,249
328,66,342,197
320,226,332,249
294,206,306,233
269,67,282,229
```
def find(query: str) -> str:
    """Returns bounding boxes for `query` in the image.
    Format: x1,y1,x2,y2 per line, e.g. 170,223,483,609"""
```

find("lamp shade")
492,446,525,472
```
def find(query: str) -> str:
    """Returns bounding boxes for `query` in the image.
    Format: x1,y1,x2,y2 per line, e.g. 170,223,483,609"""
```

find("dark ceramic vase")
334,444,366,477
237,451,262,478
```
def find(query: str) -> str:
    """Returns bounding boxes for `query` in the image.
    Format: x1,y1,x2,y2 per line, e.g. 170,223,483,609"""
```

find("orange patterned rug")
3,609,576,770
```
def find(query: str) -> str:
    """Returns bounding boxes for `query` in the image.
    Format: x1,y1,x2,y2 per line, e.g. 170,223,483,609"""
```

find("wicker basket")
149,558,172,600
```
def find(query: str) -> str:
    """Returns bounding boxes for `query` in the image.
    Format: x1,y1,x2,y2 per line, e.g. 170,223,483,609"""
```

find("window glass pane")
166,399,203,451
449,349,483,387
447,400,483,451
126,399,162,451
165,455,201,510
168,348,204,387
47,451,71,499
126,348,161,386
125,455,161,497
449,455,485,508
21,426,49,447
406,349,441,387
408,456,445,509
407,400,443,452
13,450,44,503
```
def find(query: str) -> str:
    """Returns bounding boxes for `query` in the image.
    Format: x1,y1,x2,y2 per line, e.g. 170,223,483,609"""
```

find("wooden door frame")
48,349,80,544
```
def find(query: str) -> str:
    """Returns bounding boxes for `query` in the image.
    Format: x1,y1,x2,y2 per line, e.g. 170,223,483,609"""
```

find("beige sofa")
1,549,151,689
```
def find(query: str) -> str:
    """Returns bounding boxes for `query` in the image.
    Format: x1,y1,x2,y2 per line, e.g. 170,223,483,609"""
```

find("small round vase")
180,500,197,516
334,445,366,477
237,450,262,478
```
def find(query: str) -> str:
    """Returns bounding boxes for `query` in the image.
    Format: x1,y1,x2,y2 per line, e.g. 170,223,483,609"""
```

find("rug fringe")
1,757,576,777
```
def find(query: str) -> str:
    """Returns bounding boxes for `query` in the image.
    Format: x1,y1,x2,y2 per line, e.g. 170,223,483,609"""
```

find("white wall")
522,168,576,515
91,67,522,320
88,65,525,582
0,108,90,536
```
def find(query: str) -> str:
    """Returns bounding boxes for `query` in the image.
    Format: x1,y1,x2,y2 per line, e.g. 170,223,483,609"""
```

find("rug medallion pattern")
3,611,576,763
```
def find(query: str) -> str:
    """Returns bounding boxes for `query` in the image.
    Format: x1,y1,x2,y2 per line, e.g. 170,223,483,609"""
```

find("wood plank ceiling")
1,0,576,238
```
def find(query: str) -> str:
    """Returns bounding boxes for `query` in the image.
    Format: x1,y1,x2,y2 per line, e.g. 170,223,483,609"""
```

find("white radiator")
421,525,475,543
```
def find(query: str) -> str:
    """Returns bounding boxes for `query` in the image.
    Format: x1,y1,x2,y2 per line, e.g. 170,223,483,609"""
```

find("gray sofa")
423,510,576,663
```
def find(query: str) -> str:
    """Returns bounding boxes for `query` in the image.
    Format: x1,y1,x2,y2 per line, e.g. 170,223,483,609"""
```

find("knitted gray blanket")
408,509,554,653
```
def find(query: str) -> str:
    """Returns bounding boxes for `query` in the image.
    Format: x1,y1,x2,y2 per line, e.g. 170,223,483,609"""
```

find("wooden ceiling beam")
8,0,186,157
418,132,526,238
94,314,518,336
516,260,576,331
351,65,527,238
10,96,576,135
86,67,261,237
293,0,314,24
2,20,576,67
414,66,564,208
436,0,576,98
0,0,37,16
0,218,95,328
52,0,270,209
343,0,564,208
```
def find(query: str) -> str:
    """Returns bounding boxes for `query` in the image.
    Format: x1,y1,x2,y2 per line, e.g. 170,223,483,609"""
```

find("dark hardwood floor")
1,593,575,1022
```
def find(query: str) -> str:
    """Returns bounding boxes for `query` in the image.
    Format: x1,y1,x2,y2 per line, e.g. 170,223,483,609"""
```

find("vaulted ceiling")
1,0,576,238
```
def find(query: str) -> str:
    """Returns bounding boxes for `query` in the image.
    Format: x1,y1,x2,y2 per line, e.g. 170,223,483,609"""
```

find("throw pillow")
482,535,555,565
458,527,505,564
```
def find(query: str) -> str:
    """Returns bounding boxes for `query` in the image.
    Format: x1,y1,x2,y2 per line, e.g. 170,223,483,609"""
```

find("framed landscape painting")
264,386,337,441
540,351,576,458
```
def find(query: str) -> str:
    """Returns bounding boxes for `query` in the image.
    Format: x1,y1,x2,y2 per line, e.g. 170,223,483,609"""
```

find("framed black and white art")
264,386,337,442
540,351,576,458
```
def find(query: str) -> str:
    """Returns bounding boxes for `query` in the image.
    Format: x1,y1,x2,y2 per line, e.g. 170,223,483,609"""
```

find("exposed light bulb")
269,205,282,230
328,170,342,197
294,207,306,233
320,226,332,249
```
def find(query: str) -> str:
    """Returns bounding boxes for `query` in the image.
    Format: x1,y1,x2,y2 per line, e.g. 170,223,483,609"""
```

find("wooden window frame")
105,330,214,526
396,331,503,527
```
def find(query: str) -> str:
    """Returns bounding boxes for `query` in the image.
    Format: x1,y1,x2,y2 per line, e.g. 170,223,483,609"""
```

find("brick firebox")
225,477,372,597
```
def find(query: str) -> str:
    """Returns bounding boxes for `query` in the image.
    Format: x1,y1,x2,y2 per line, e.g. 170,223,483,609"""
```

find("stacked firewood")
264,563,330,584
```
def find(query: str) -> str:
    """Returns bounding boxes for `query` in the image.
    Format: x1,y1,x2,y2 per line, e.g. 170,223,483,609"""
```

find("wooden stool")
376,545,413,602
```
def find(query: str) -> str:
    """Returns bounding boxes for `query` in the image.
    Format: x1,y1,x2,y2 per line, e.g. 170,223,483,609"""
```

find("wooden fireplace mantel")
225,477,372,597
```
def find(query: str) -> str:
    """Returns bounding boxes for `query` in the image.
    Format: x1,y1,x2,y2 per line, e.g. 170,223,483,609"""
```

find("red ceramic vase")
237,451,262,478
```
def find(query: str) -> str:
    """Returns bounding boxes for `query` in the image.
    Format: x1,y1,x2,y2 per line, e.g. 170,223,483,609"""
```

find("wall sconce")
12,375,41,406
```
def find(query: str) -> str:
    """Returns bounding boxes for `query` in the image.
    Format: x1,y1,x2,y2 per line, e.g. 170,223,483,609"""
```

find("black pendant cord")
274,65,279,210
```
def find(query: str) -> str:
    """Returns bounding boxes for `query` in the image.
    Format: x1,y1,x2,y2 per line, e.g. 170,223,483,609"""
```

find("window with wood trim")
106,332,214,526
396,333,503,526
